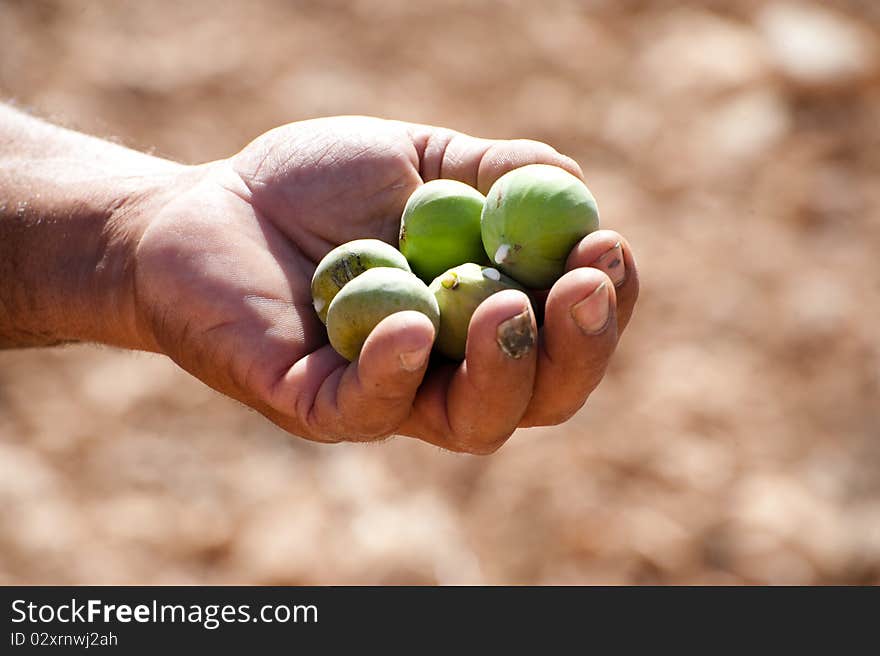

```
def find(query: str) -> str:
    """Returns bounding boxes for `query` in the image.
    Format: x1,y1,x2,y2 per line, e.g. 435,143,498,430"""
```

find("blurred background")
1,0,878,584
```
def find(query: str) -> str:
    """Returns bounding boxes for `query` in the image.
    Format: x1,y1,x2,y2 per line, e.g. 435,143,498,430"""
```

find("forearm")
0,104,183,349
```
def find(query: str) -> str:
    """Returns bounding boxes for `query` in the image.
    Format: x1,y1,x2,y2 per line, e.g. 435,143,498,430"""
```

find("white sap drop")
482,267,501,281
494,244,511,264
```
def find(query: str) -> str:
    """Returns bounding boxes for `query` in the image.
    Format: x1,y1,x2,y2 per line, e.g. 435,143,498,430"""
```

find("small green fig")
481,164,599,289
399,179,488,283
311,239,411,323
326,267,440,362
428,263,528,360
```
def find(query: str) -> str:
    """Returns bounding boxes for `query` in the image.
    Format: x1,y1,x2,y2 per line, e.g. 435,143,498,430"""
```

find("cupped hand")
132,117,639,453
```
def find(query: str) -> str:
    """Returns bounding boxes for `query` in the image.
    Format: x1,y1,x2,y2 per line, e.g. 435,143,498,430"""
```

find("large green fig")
428,263,528,360
311,239,411,323
326,267,440,362
481,164,599,289
399,179,488,283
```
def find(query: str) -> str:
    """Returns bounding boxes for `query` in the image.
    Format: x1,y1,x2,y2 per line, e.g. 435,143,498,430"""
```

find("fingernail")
594,242,626,287
571,282,611,334
399,344,432,371
496,308,535,359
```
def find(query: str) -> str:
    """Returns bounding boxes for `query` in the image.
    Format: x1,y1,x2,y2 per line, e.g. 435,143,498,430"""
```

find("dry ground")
1,0,878,583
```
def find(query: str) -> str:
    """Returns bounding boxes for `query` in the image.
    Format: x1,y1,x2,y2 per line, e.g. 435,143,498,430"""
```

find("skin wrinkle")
239,180,335,269
244,297,314,393
417,129,452,182
360,175,415,242
235,181,325,262
430,367,456,444
0,214,18,345
538,334,556,369
174,290,302,402
286,359,328,436
436,133,461,181
244,130,286,186
1,180,75,345
94,198,143,344
306,138,339,172
404,126,430,180
315,363,347,437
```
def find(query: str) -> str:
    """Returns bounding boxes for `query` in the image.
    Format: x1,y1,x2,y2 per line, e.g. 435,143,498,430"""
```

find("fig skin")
399,179,488,283
326,267,440,362
481,164,599,289
311,239,411,323
428,263,528,360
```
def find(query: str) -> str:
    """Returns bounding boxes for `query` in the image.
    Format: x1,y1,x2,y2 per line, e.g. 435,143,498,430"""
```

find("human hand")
131,116,639,453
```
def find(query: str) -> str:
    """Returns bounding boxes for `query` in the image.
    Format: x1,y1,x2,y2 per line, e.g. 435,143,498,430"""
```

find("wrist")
0,151,190,350
95,165,194,352
0,105,205,351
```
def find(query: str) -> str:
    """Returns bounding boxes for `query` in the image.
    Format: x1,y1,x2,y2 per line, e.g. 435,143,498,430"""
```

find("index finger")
400,290,538,454
403,122,584,192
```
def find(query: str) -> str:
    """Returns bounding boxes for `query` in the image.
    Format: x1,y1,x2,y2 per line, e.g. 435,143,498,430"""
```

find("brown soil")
1,0,878,584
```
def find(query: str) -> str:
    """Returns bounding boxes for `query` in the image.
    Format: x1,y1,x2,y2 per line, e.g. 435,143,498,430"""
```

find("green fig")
428,263,528,360
481,164,599,289
326,267,440,362
399,179,488,283
311,239,411,323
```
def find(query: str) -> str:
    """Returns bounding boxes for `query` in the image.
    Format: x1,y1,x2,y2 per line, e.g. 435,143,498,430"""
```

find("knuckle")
523,387,596,427
299,405,398,444
528,405,581,428
449,426,514,455
509,137,551,152
306,431,346,445
342,414,399,443
318,423,393,444
464,440,506,456
265,411,344,445
330,391,412,443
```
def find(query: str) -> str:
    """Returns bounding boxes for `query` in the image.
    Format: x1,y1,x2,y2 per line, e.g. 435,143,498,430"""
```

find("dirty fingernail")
496,308,536,359
399,344,432,371
571,282,611,334
594,242,626,287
